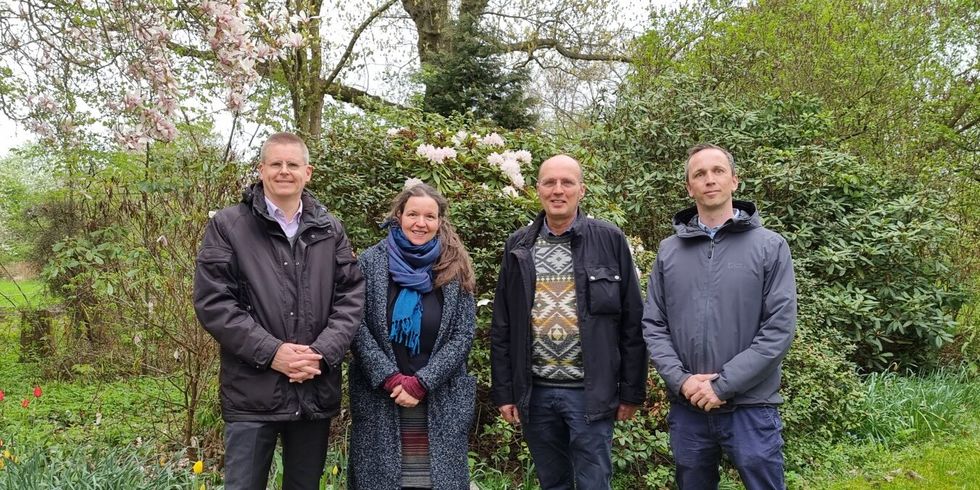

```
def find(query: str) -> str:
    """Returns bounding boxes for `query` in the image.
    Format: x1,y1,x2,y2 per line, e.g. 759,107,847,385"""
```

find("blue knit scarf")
386,226,440,356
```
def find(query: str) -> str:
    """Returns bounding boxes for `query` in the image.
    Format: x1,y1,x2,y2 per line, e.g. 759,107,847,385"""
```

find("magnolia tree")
0,0,650,151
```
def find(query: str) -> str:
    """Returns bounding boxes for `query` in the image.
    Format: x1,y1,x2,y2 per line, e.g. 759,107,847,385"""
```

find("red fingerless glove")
399,376,427,400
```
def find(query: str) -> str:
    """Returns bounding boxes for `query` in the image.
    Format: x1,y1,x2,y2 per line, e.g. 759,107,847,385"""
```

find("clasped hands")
681,373,726,412
271,342,323,383
497,402,639,425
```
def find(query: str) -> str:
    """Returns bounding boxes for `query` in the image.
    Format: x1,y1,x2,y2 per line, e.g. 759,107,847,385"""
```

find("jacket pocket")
220,357,285,411
586,266,622,315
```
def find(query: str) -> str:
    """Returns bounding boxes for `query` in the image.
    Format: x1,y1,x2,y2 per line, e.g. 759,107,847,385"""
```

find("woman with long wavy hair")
348,182,477,489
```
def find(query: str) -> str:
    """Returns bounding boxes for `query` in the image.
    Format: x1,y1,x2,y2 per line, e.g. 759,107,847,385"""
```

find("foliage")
591,74,967,372
418,13,538,130
0,444,204,490
850,368,980,446
21,128,244,457
636,0,979,175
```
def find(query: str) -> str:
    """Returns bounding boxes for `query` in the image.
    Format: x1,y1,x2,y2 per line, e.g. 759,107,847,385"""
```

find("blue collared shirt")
697,208,741,239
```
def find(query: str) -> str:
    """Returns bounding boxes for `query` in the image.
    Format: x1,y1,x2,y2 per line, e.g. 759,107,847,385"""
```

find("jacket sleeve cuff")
711,378,733,400
254,337,283,370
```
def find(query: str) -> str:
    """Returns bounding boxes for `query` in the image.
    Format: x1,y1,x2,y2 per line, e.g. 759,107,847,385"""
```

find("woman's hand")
390,385,420,407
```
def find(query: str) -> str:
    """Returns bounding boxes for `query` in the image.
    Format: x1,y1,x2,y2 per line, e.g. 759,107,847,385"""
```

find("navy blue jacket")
490,211,647,422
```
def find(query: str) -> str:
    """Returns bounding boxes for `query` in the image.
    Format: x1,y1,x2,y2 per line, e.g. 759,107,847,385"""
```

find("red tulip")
0,389,5,402
33,386,42,398
21,398,29,408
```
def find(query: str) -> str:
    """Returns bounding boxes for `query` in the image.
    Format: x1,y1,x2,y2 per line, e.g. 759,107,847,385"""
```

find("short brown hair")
685,143,735,181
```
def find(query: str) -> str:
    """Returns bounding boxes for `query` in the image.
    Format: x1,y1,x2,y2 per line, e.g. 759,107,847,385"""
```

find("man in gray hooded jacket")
642,143,797,490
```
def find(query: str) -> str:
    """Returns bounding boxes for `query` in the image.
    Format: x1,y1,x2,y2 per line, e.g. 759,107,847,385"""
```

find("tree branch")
324,0,398,87
495,38,632,63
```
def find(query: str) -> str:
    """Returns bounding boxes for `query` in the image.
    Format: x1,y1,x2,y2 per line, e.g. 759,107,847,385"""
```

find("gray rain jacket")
642,200,796,408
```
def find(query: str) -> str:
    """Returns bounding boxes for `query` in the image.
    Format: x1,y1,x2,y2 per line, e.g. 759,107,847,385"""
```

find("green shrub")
0,444,203,489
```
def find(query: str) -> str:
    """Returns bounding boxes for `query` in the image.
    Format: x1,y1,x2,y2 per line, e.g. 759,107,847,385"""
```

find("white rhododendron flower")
480,132,505,147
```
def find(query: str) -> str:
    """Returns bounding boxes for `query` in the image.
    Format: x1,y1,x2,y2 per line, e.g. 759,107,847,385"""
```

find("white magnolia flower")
404,177,424,189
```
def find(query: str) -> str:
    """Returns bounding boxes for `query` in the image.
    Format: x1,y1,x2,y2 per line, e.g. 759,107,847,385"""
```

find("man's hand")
390,385,420,408
498,404,521,425
616,403,639,421
682,373,726,412
271,343,322,383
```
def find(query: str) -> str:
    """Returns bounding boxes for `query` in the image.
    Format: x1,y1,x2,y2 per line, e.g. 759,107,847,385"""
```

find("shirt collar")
265,196,303,224
697,208,740,239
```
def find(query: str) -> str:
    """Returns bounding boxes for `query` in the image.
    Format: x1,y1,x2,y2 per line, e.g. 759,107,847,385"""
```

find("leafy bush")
590,74,965,374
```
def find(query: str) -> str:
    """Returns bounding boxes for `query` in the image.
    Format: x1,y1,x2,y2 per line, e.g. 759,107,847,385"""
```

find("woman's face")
399,195,440,245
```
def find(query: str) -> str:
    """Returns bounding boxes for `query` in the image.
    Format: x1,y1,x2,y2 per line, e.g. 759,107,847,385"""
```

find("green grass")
851,369,980,445
823,436,980,489
806,368,980,489
0,318,177,449
0,279,52,308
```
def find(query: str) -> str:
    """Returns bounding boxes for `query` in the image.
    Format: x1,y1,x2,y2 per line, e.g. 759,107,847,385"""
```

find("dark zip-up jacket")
642,200,796,409
193,183,366,422
490,211,647,422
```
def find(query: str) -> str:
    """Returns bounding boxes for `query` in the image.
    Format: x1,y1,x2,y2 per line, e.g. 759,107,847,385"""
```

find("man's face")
536,158,585,224
686,149,738,212
259,142,312,202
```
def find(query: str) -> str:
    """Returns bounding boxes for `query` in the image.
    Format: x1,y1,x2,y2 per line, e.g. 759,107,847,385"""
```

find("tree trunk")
20,308,53,362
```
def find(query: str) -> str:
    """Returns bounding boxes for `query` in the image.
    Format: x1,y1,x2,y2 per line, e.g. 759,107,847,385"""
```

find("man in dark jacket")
193,132,365,490
491,154,647,490
643,144,797,490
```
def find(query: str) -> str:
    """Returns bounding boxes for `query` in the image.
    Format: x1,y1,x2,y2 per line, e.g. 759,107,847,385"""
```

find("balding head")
538,154,584,182
536,154,586,233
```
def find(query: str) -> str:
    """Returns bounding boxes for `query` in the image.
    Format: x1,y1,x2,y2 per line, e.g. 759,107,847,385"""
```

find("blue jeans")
223,419,332,490
668,402,785,490
521,386,614,490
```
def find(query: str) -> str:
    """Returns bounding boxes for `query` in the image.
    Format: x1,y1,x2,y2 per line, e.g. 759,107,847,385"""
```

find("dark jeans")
521,386,614,490
223,418,332,490
668,402,785,490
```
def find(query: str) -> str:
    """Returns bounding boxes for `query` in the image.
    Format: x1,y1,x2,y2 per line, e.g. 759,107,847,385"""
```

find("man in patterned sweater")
491,154,648,489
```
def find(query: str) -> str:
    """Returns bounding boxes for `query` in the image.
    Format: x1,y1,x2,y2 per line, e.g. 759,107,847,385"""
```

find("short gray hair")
685,143,735,181
260,132,310,165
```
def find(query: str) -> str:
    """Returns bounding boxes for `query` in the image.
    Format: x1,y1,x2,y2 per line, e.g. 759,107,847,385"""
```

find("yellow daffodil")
2,450,10,459
0,459,5,470
331,465,339,476
192,460,204,474
199,484,206,490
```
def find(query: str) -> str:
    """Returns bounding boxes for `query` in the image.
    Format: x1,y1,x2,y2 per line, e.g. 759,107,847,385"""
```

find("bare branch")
324,0,399,87
496,37,632,63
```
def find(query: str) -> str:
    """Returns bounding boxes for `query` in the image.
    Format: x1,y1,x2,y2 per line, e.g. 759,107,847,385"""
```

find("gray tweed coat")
347,240,476,489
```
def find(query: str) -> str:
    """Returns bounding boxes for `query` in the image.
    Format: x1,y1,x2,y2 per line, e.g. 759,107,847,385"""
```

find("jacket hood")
672,200,761,238
242,182,331,228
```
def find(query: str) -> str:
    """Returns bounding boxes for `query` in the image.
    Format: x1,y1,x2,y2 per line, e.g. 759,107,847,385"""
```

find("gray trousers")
223,419,332,490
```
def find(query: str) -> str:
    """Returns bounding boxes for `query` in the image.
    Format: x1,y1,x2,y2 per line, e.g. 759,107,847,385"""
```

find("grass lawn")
824,436,980,489
0,279,51,308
